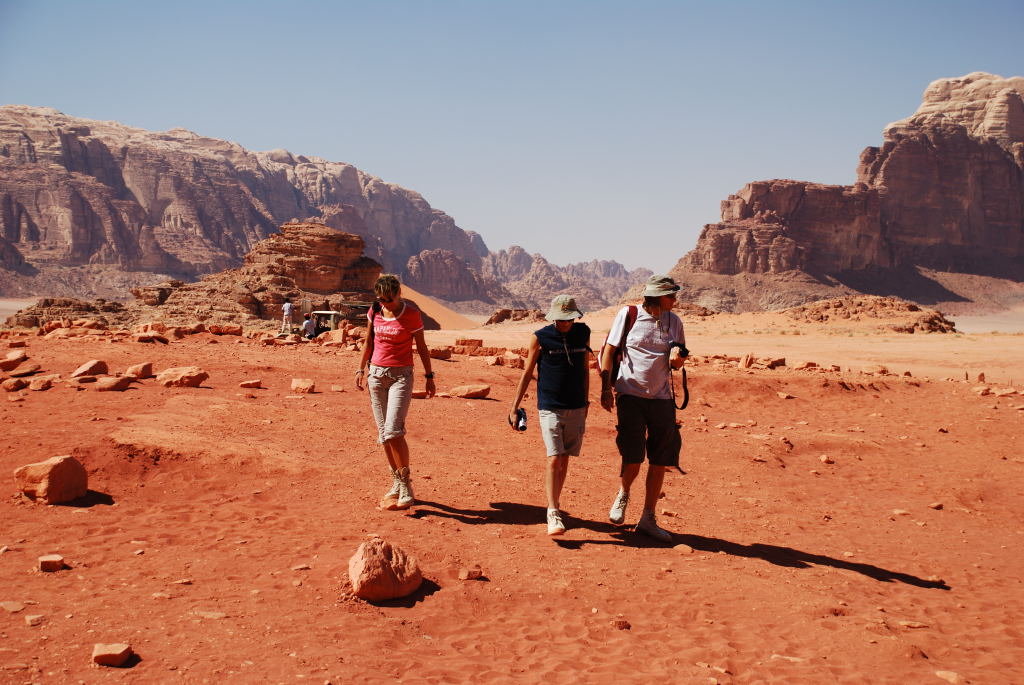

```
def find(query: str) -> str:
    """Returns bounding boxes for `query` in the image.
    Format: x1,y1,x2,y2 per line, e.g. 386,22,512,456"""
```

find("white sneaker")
381,469,400,501
609,488,629,524
636,511,672,543
547,509,566,536
394,467,414,510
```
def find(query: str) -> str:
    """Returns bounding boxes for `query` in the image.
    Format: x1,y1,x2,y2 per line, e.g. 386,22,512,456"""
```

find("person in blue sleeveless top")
509,294,591,536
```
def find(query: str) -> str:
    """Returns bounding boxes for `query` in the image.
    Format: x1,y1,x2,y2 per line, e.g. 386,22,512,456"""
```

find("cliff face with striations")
672,72,1024,312
0,106,642,310
0,106,482,299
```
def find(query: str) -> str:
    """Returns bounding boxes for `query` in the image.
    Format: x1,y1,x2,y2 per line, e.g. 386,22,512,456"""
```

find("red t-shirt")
370,302,424,367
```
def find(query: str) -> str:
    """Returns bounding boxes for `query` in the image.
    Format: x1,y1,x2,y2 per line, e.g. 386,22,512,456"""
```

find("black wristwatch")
424,372,435,379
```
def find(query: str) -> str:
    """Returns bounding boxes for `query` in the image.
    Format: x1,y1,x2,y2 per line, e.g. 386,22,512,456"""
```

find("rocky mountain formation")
0,105,639,310
670,72,1024,313
6,221,381,330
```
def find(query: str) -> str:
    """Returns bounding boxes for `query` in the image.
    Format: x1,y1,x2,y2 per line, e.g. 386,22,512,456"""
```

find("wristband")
424,372,435,379
355,369,365,376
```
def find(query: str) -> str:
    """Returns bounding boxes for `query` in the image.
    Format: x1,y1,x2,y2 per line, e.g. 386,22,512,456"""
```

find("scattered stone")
450,384,490,399
1,601,25,613
15,455,88,504
38,554,65,572
156,366,209,387
23,614,44,627
290,378,316,393
819,455,834,464
455,338,483,347
862,365,889,376
28,375,59,391
193,610,227,619
458,565,483,581
777,392,795,399
714,422,727,429
348,536,423,601
0,350,27,372
239,379,262,389
972,385,992,396
330,385,346,392
71,360,108,378
92,643,134,667
898,620,929,629
770,654,806,663
95,375,134,392
935,671,960,684
892,509,911,516
610,618,631,630
172,578,193,585
928,502,944,510
676,544,694,554
2,378,28,392
8,363,41,377
291,564,311,571
132,333,169,344
125,362,154,379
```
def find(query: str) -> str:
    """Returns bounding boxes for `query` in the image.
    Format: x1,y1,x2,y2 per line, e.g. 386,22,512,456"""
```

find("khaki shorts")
538,407,587,457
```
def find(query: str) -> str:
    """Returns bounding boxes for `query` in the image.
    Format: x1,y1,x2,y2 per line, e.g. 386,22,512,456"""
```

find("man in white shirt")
281,299,295,333
599,275,687,542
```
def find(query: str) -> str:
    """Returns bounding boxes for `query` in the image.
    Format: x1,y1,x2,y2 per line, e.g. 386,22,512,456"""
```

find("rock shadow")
367,578,441,608
58,490,116,507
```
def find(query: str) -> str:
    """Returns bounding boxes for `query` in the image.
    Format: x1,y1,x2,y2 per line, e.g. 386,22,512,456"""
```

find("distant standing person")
355,274,436,510
281,299,295,333
599,275,687,542
509,295,591,536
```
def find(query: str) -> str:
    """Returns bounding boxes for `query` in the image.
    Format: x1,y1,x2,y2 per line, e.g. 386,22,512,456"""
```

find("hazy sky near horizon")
1,0,1021,273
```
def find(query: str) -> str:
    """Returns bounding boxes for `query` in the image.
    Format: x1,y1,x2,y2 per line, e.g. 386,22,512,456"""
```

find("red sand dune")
1,319,1022,682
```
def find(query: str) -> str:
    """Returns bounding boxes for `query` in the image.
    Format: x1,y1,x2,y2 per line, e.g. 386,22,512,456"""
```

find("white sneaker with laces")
547,509,566,536
382,469,401,501
636,511,672,542
609,488,629,524
394,467,414,510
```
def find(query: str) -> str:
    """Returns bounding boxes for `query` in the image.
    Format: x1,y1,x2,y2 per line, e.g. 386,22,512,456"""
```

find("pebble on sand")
38,554,65,572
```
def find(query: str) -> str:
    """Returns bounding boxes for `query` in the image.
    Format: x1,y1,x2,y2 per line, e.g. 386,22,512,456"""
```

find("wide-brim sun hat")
546,294,584,321
642,274,681,297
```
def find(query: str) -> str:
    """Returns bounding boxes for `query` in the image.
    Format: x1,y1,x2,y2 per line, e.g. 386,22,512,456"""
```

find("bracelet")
424,372,435,379
355,369,365,376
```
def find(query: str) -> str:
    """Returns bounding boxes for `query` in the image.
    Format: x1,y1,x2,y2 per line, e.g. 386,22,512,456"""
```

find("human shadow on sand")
411,500,621,530
555,532,950,590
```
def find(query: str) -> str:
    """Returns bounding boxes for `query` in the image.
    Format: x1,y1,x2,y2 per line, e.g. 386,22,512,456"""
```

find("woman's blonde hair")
374,274,402,299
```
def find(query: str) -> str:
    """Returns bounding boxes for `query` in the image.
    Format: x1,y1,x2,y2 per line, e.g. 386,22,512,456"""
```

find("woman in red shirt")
355,275,436,509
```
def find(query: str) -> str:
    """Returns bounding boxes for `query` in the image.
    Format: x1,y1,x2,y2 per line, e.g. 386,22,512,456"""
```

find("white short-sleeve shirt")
607,305,686,400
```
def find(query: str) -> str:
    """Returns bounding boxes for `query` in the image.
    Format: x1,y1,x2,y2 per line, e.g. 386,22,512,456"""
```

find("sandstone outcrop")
671,73,1024,312
0,106,480,298
0,106,642,309
14,455,88,504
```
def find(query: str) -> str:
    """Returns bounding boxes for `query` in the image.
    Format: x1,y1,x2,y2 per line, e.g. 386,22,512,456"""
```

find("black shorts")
615,393,681,469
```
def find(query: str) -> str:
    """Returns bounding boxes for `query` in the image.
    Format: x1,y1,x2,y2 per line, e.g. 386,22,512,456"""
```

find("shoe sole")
547,526,566,536
637,526,672,542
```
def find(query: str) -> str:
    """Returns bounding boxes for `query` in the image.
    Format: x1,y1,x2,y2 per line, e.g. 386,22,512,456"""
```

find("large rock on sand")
156,367,209,387
14,455,88,504
348,537,422,601
450,384,491,399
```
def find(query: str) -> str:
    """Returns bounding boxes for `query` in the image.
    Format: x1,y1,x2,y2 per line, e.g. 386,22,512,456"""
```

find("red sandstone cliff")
671,72,1024,313
0,106,642,310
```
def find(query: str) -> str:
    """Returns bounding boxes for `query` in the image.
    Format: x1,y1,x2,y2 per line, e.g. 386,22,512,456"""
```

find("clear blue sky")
1,0,1021,272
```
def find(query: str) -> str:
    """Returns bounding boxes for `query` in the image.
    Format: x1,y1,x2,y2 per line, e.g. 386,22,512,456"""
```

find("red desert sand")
1,297,1022,683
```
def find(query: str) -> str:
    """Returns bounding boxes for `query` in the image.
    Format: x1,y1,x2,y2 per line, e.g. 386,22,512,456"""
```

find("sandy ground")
1,306,1023,683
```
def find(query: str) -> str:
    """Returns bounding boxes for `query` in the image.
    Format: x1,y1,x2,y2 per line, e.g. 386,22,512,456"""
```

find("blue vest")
535,323,590,410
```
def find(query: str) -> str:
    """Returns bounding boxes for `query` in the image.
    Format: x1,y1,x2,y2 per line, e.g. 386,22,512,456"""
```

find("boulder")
8,363,41,377
92,643,134,667
0,350,27,372
2,378,28,392
95,376,134,392
38,554,65,572
28,375,59,391
239,379,262,389
451,384,491,399
348,537,423,601
290,378,316,393
156,367,209,388
428,347,452,360
125,362,154,379
208,324,243,336
71,360,108,378
14,455,88,504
